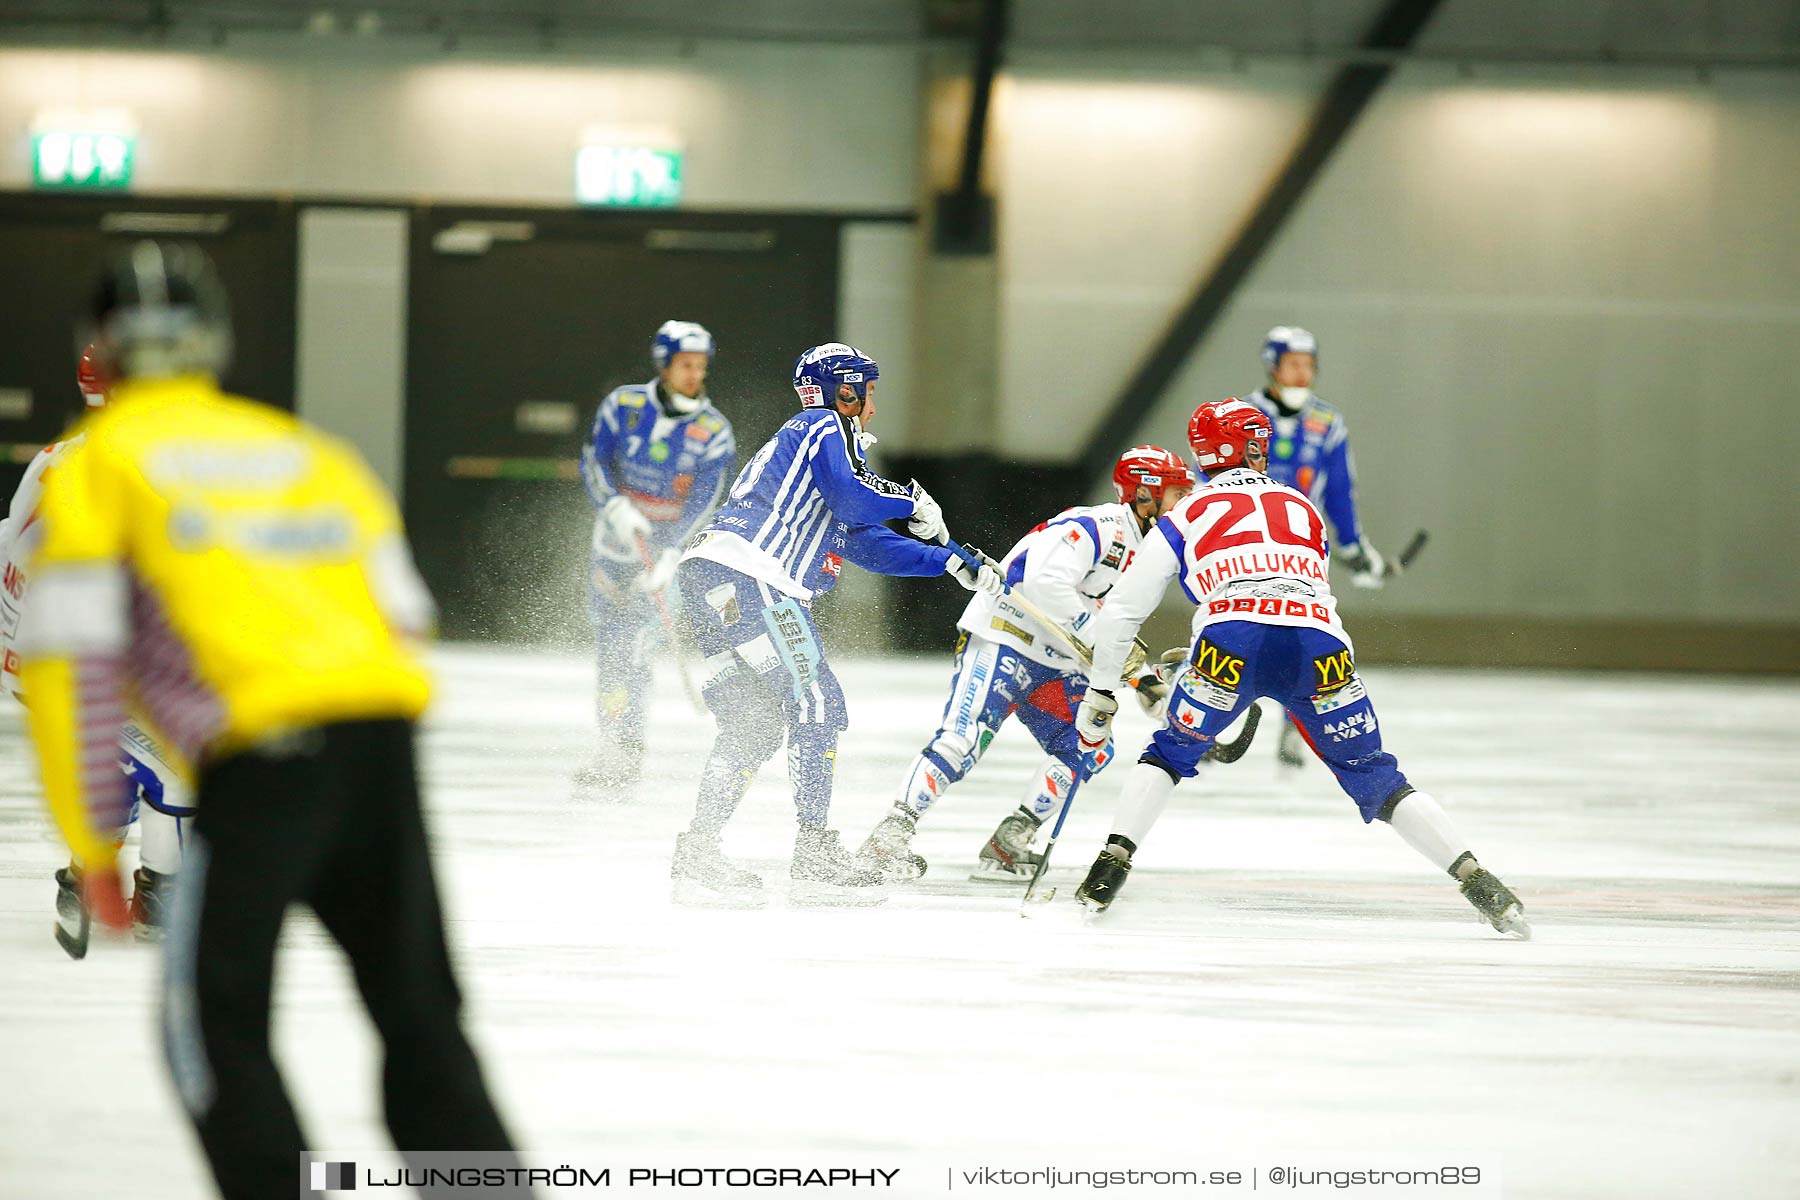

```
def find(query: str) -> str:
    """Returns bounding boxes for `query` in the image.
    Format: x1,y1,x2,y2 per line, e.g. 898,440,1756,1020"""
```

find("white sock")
1385,791,1469,874
1111,763,1179,849
1021,756,1076,823
138,806,184,875
898,754,949,818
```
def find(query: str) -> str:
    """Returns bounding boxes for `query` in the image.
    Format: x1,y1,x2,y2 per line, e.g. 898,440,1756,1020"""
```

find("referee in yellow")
19,242,524,1198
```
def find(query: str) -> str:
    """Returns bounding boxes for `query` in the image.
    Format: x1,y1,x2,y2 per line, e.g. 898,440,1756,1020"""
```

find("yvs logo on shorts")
1189,639,1245,689
1312,648,1355,693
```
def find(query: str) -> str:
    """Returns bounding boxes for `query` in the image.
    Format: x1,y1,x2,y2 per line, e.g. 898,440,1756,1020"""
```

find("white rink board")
1,645,1797,1199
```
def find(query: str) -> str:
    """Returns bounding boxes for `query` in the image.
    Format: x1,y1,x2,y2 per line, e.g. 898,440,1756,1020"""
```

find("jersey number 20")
1186,492,1326,558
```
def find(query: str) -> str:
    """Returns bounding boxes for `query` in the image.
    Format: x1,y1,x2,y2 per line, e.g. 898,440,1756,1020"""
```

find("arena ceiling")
1,0,1796,67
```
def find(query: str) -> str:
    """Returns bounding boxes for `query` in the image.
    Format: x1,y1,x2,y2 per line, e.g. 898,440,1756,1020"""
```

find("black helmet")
86,240,232,381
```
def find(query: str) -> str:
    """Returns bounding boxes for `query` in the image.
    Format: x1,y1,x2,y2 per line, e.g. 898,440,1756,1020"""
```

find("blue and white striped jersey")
581,380,736,561
684,407,952,599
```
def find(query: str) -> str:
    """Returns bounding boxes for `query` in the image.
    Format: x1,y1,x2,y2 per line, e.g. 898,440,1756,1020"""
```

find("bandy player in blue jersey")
1244,326,1384,584
577,321,736,794
671,343,1003,902
1068,399,1528,938
856,446,1195,885
1245,325,1388,768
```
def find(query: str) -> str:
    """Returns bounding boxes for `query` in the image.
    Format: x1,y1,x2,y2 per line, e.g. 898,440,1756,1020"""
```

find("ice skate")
54,865,90,959
571,739,644,802
971,807,1045,883
856,805,927,881
1075,842,1133,913
671,831,766,907
130,867,173,942
791,827,887,906
1459,867,1530,939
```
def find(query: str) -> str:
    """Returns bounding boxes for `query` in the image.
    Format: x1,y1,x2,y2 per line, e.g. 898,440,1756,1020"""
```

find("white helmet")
1261,326,1317,372
652,320,714,369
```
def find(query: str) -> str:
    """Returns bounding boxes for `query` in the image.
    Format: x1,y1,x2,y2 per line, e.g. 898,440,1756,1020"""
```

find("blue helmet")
1261,325,1317,372
652,320,714,369
792,342,878,409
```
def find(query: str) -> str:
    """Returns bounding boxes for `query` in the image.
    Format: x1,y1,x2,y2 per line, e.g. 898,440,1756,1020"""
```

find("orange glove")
84,866,132,933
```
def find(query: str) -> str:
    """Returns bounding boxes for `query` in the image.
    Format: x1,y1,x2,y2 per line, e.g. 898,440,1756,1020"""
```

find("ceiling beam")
935,0,1007,254
1073,0,1449,485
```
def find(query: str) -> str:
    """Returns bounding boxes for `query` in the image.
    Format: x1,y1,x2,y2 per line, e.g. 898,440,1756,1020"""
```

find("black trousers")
161,719,519,1199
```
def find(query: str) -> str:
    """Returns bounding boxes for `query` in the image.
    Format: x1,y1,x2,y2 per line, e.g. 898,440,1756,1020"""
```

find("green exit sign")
575,145,682,208
33,132,135,190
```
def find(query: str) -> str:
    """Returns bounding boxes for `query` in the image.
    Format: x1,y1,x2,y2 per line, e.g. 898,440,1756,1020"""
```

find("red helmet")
77,343,108,409
1112,444,1196,507
1188,398,1271,471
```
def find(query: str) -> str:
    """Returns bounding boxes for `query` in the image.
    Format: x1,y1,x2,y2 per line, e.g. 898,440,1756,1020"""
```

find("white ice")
2,646,1798,1198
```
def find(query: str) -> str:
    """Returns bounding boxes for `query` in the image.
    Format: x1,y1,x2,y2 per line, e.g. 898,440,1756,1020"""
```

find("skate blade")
1492,907,1532,941
968,860,1037,885
1018,886,1058,917
788,879,889,908
55,909,91,960
859,855,925,882
671,877,769,910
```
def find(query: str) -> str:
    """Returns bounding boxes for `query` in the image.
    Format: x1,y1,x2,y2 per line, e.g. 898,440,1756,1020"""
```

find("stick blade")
54,906,91,961
1203,702,1263,764
1395,529,1429,569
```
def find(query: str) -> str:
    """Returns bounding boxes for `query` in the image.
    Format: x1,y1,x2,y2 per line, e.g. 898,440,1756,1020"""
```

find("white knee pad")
929,727,981,776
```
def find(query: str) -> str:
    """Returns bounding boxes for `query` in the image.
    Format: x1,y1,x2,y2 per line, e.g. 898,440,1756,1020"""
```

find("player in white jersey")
856,446,1195,883
1067,399,1527,937
0,346,192,951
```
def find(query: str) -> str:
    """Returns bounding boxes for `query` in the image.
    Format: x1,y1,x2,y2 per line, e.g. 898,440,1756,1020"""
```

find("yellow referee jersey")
19,374,435,865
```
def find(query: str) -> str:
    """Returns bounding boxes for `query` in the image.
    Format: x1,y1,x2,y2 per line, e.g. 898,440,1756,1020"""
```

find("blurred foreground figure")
1069,399,1528,938
19,241,527,1198
576,321,735,796
0,345,191,950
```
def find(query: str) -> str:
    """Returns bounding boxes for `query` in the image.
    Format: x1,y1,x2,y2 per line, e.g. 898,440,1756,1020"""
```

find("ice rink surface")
2,645,1798,1198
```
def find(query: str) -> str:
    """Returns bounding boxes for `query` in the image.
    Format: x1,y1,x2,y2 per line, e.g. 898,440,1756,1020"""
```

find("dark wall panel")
405,207,841,641
0,192,297,498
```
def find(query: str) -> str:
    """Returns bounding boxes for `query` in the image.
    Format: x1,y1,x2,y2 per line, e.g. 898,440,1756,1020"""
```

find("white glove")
907,480,949,545
1132,647,1187,716
636,547,680,596
945,546,1003,596
601,495,652,547
1074,687,1119,753
1342,540,1387,589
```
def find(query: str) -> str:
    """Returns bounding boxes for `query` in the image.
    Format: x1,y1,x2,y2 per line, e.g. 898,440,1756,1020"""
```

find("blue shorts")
676,558,848,733
1145,620,1408,821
